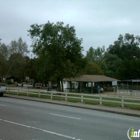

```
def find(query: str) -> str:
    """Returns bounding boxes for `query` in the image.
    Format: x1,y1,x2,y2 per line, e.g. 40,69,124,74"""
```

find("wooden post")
51,92,53,99
121,96,124,107
100,95,102,105
17,88,19,95
65,92,67,101
27,88,28,96
39,89,40,97
81,93,83,103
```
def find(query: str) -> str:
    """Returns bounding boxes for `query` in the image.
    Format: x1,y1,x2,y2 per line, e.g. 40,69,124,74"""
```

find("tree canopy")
107,34,140,60
0,38,30,82
85,46,106,75
1,26,140,84
28,21,86,90
85,33,140,80
105,33,140,79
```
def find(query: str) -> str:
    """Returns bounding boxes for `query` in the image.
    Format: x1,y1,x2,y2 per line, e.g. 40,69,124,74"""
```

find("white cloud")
0,0,140,54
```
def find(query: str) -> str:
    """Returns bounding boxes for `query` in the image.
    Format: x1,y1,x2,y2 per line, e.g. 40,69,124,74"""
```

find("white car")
0,85,6,97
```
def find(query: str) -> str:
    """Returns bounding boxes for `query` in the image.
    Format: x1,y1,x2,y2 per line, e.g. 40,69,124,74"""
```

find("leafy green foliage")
0,38,29,82
1,29,140,83
0,42,9,81
104,53,122,78
28,21,87,90
0,43,9,60
107,34,140,60
85,46,105,75
8,53,26,80
105,33,140,79
85,62,104,75
86,46,105,62
24,58,38,80
9,37,29,56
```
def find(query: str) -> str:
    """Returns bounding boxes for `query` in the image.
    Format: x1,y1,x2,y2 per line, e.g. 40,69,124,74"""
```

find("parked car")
0,85,6,97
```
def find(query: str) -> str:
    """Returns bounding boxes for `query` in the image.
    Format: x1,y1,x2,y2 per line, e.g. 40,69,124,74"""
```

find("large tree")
0,43,9,60
107,34,140,60
8,53,26,81
104,53,122,78
106,33,140,79
85,46,106,74
7,38,29,81
0,41,9,81
0,53,7,82
9,37,29,56
28,21,86,91
24,58,38,80
86,46,105,62
84,62,104,75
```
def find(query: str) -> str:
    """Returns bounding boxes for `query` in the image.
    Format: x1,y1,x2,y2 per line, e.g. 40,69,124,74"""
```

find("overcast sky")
0,0,140,54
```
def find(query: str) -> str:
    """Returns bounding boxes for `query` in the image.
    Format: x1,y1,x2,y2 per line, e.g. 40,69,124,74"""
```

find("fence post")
27,88,28,96
100,95,102,105
121,96,124,107
65,92,67,101
81,93,83,103
17,88,19,95
9,87,10,94
51,92,53,100
39,89,40,97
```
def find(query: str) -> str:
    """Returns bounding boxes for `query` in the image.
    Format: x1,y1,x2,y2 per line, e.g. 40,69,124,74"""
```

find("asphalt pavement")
0,97,140,140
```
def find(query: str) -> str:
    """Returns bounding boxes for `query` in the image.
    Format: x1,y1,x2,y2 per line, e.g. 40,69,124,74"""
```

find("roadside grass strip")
6,90,140,110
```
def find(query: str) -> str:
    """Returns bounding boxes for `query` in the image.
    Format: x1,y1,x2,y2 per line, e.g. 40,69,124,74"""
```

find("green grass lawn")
28,94,39,97
6,91,140,110
124,104,140,110
40,95,51,99
102,97,121,101
68,98,81,103
124,99,140,103
52,96,65,101
84,100,99,105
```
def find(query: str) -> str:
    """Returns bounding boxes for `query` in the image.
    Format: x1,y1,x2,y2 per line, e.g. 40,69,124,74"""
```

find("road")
0,97,139,140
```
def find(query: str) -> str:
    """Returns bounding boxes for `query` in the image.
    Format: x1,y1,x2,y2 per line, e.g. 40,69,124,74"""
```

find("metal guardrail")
6,87,140,108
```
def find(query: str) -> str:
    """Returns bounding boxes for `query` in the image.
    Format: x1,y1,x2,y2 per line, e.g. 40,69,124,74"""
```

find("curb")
4,94,140,117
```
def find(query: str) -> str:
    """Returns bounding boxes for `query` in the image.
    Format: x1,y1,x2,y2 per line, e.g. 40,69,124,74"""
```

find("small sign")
112,81,117,86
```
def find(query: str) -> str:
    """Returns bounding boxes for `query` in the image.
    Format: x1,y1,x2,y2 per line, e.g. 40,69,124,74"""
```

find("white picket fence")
6,87,140,108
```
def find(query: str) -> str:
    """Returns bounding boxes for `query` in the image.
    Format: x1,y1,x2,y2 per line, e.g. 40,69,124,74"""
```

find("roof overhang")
64,75,119,82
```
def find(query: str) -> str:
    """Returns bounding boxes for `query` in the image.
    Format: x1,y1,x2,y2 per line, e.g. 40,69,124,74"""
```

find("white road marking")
50,113,81,120
0,118,83,140
0,104,6,107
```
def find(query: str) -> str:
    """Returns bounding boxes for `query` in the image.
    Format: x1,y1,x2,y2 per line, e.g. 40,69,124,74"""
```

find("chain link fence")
117,83,140,96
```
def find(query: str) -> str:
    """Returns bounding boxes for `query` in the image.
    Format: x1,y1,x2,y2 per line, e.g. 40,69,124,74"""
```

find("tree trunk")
57,78,61,91
60,79,64,92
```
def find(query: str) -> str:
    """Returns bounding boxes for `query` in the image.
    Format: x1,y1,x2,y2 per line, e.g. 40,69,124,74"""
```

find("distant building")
5,76,14,83
63,75,119,93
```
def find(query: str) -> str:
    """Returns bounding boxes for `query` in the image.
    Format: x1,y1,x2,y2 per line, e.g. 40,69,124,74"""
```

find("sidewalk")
4,94,140,117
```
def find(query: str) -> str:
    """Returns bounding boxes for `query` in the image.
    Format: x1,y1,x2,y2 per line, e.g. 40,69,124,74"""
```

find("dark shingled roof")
64,75,119,82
